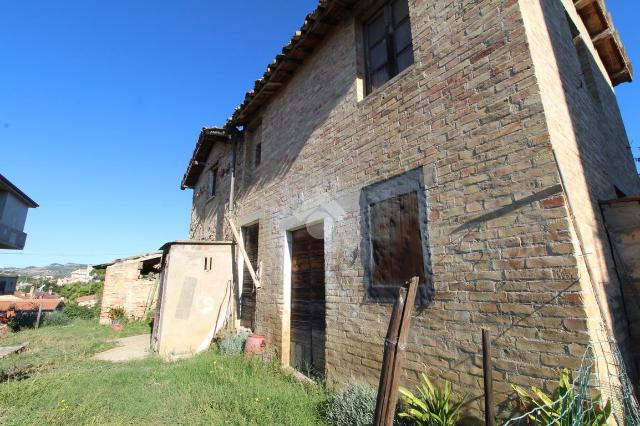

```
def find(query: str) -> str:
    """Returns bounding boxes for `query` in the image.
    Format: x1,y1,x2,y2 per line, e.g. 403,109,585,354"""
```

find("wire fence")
504,336,640,426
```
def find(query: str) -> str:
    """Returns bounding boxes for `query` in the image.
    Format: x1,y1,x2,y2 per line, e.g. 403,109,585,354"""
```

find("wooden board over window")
370,191,425,287
360,167,433,304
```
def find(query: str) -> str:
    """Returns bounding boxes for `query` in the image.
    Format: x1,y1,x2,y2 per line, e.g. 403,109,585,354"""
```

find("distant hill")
0,263,88,278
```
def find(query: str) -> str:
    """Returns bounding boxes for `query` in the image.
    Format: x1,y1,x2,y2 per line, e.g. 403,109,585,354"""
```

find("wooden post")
482,328,495,426
35,298,43,329
226,216,261,290
374,276,419,426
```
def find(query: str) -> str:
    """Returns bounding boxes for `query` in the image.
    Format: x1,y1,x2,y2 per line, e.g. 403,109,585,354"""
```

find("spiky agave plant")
399,374,469,426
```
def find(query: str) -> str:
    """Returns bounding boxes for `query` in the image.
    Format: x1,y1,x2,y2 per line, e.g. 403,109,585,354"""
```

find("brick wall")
520,0,640,381
99,257,159,325
188,0,637,418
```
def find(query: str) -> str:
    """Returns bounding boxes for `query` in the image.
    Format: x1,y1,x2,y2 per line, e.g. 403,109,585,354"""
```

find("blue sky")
1,1,638,268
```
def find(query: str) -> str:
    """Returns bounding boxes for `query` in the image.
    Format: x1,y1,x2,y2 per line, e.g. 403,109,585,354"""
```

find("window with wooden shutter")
370,191,424,287
361,167,432,304
364,0,414,94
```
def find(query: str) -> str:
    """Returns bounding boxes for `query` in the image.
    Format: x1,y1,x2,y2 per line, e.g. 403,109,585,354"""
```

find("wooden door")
241,223,259,330
290,224,325,377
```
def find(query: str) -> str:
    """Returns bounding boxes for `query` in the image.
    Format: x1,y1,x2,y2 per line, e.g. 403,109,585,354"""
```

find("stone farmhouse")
178,0,638,416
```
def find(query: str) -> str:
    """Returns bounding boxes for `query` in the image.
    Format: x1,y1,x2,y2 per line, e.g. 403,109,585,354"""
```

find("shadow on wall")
234,23,355,201
190,23,353,243
538,0,639,381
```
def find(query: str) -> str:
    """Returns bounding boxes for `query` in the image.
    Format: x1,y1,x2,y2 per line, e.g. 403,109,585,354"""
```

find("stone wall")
99,255,160,325
188,0,638,418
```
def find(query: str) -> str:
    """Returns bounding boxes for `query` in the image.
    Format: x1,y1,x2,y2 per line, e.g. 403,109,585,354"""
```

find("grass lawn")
0,320,327,425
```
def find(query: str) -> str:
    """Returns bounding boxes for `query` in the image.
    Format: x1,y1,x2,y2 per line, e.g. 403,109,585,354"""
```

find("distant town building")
56,266,94,286
0,276,17,295
0,173,38,250
0,296,64,316
76,295,99,308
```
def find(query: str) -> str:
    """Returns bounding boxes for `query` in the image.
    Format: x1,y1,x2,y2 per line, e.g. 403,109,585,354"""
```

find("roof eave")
225,0,357,128
573,0,633,86
0,174,39,208
181,128,229,190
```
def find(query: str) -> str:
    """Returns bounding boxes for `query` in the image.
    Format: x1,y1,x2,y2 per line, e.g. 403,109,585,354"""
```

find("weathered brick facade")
98,253,161,325
184,0,637,418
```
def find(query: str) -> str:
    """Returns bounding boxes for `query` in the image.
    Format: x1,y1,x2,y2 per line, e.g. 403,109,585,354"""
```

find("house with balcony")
0,173,38,250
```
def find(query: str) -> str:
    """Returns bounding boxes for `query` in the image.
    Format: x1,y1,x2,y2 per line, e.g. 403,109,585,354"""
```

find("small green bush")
42,311,71,327
63,304,98,320
108,306,127,324
324,383,377,426
217,331,250,356
8,312,38,331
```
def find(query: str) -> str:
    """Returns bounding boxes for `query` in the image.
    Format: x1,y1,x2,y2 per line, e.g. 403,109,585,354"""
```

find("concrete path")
0,342,28,359
94,334,151,362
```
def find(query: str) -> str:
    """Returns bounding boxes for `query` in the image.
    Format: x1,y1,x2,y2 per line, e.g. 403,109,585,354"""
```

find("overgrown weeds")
0,320,326,425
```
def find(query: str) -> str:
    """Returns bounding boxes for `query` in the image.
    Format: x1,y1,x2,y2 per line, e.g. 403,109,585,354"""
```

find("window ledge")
358,63,416,104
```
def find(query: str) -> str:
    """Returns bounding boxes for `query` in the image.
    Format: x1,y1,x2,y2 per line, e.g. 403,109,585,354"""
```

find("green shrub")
217,331,249,356
108,306,127,324
399,374,468,426
513,369,611,426
324,383,377,426
8,312,38,331
42,311,71,327
63,304,98,320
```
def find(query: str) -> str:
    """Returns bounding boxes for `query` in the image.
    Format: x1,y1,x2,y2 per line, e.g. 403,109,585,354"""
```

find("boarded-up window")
361,167,432,304
364,0,414,94
370,192,425,287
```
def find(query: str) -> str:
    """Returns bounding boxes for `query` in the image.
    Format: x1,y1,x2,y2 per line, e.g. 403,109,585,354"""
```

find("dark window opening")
361,167,432,304
255,142,262,167
207,166,217,198
364,0,414,94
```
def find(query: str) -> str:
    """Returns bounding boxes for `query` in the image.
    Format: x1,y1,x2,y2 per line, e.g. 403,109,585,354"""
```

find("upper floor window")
207,166,217,198
364,0,414,94
245,120,263,171
255,141,262,168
